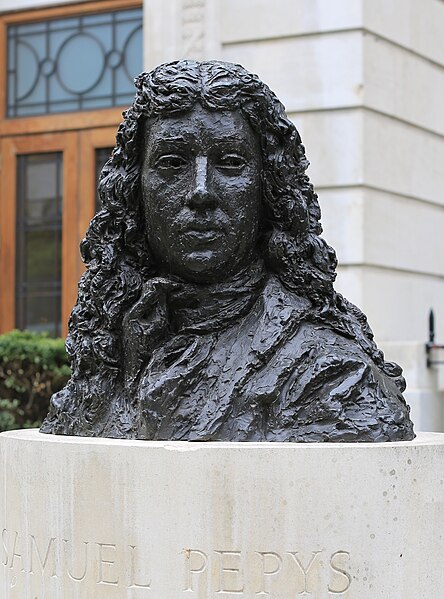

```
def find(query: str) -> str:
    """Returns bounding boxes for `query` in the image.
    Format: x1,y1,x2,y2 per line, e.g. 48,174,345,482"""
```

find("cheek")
228,180,261,227
224,205,260,254
216,174,261,211
143,182,177,232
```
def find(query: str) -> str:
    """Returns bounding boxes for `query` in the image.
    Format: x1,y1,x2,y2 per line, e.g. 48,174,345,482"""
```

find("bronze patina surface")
41,61,414,442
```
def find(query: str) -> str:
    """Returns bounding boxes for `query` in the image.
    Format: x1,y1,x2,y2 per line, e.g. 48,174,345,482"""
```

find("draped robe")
134,270,414,442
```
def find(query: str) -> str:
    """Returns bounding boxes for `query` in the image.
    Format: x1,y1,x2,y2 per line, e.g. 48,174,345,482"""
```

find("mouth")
183,229,223,243
181,220,225,244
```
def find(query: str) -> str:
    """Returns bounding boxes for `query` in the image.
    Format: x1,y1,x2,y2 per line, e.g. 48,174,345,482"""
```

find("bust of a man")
41,60,414,442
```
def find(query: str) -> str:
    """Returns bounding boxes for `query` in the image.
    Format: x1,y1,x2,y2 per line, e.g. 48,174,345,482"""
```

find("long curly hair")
45,60,404,436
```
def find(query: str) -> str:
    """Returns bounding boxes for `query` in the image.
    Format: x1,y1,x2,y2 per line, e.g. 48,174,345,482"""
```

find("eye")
217,153,246,172
154,154,188,170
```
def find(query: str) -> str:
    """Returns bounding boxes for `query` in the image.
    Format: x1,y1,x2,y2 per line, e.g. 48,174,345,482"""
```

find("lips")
180,218,225,240
183,228,223,243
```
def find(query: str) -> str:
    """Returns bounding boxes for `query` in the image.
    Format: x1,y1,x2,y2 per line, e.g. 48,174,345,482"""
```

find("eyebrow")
154,136,187,144
150,135,251,152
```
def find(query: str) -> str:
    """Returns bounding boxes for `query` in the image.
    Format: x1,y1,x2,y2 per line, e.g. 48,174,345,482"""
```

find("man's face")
141,104,262,283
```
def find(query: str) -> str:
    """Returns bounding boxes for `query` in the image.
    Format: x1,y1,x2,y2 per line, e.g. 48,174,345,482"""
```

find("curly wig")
43,60,404,436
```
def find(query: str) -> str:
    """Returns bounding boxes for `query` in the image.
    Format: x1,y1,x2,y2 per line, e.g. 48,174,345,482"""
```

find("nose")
186,156,215,210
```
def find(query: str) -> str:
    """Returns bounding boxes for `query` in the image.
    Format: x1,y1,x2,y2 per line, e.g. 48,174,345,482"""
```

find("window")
15,153,63,335
7,7,143,117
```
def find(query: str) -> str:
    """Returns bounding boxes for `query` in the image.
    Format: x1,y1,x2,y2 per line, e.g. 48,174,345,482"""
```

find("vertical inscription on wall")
182,0,206,59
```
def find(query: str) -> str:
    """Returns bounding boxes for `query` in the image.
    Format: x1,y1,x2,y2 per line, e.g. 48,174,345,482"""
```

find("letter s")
1,529,8,567
328,551,352,594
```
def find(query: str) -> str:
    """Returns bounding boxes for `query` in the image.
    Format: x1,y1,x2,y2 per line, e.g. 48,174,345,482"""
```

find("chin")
174,250,234,283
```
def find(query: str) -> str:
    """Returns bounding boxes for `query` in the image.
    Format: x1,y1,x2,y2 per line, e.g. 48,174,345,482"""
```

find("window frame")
0,0,142,137
0,133,78,335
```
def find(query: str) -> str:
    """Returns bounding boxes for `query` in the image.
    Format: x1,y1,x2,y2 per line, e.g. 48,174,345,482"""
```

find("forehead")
144,104,258,149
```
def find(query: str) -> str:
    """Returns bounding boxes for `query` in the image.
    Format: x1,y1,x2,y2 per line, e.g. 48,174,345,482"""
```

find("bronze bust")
41,60,414,442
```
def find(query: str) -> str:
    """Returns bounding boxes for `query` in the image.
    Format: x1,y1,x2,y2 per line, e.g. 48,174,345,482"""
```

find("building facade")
1,0,443,430
0,0,143,337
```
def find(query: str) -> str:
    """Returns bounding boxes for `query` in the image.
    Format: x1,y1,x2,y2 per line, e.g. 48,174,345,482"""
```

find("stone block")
317,187,365,264
1,430,444,598
144,0,223,69
363,110,444,205
361,188,444,277
364,33,444,136
363,0,444,67
319,187,444,278
222,31,363,113
144,0,182,68
335,265,444,344
220,0,362,43
289,109,364,188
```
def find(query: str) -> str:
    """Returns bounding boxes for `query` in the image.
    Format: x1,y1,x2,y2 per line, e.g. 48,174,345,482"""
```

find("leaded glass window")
16,153,63,336
7,8,143,117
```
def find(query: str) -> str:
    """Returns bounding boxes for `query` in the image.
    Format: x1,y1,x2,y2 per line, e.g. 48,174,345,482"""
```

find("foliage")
0,330,70,432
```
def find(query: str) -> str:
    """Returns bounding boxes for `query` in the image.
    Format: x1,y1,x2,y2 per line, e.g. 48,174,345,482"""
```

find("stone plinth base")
1,430,443,598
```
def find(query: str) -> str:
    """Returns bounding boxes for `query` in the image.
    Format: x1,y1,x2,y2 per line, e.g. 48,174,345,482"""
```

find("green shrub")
0,330,70,432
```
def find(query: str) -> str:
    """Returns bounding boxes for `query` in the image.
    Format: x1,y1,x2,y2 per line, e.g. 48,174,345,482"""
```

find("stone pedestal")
0,430,443,598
